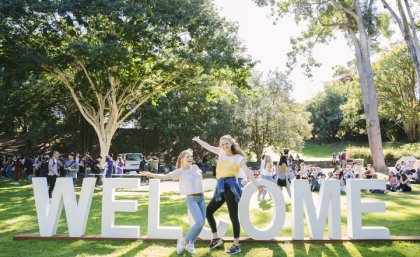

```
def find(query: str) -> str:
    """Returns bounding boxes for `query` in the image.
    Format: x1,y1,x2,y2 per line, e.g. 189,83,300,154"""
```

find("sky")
213,0,355,103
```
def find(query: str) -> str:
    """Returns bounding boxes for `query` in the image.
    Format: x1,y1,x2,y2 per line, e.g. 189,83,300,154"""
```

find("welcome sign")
31,177,390,240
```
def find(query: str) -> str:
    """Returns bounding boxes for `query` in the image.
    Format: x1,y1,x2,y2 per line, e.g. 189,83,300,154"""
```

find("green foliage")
374,45,420,141
235,71,312,158
338,45,420,142
305,74,349,141
0,71,75,149
347,143,420,164
1,0,254,155
127,82,247,162
255,0,392,76
347,146,373,163
338,73,368,139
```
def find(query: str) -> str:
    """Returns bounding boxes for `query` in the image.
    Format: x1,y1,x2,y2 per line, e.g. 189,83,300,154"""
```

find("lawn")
1,179,420,257
300,143,350,159
300,142,420,159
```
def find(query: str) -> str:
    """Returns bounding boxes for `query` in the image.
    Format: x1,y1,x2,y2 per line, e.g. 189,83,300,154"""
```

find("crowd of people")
1,142,418,255
0,151,156,195
246,149,418,198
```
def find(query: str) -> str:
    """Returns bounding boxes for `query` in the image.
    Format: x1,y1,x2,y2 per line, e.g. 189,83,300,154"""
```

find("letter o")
238,179,286,240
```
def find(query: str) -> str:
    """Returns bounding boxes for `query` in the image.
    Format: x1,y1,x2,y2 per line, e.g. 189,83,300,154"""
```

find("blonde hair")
219,135,245,156
176,149,193,169
279,163,287,173
264,155,273,170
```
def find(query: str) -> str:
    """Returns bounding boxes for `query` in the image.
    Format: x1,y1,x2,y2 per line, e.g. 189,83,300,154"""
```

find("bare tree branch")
117,65,191,125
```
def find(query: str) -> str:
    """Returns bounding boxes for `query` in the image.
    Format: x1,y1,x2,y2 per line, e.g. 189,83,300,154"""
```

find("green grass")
301,143,350,158
1,179,420,257
301,142,420,159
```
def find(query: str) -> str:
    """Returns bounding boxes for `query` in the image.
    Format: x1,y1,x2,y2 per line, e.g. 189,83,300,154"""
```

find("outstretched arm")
140,170,179,180
240,160,264,193
192,136,220,155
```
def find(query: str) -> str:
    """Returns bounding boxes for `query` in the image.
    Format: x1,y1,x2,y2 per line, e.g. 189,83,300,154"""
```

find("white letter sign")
292,179,342,239
101,178,140,238
147,179,183,239
239,179,286,240
346,179,390,239
33,177,96,237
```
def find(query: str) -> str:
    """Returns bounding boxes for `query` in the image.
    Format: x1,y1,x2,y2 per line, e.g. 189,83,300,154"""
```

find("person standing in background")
332,152,337,165
65,153,79,183
105,156,113,178
116,155,124,175
210,156,218,177
47,151,60,198
341,149,347,169
139,156,148,184
151,156,159,173
13,157,21,185
258,155,273,201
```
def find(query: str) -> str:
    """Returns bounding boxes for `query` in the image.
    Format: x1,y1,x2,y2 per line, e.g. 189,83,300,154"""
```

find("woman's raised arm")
192,136,220,155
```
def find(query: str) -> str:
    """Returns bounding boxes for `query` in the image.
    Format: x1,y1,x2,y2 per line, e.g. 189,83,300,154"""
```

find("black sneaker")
209,238,223,249
226,244,241,255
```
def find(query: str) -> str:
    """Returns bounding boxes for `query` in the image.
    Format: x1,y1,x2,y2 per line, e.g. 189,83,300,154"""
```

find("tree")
306,69,350,141
256,0,389,171
128,82,247,161
236,72,312,160
374,45,420,141
381,0,420,98
0,71,73,153
1,0,253,159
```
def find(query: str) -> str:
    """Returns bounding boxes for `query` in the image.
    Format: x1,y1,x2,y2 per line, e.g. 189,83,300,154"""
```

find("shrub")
347,143,420,165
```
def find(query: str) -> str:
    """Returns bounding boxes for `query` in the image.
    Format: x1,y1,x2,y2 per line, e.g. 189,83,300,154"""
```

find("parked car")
119,153,143,172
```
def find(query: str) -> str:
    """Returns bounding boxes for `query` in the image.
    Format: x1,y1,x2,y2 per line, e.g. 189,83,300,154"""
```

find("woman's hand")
192,136,200,142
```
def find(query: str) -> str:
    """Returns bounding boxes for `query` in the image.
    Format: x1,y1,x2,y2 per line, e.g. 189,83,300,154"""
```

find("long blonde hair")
264,155,273,169
219,135,245,156
176,149,193,169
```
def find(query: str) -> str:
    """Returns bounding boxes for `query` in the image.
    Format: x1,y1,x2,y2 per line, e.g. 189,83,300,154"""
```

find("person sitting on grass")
396,173,412,192
386,172,398,192
140,149,205,255
364,164,375,179
370,174,386,194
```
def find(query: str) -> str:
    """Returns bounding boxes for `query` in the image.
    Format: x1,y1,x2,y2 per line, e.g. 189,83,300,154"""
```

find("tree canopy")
1,0,253,158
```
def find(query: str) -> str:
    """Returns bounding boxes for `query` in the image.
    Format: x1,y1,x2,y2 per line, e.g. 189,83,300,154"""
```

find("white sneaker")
186,243,196,254
176,238,185,254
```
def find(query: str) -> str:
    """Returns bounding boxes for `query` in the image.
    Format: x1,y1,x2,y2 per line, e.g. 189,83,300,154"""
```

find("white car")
119,153,143,172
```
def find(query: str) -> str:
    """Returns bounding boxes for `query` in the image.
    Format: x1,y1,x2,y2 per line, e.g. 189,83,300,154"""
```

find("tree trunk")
403,118,419,141
351,1,387,172
382,0,420,100
98,136,111,164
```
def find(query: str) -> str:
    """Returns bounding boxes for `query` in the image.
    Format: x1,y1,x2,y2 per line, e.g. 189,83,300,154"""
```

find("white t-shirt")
151,165,203,195
48,158,58,176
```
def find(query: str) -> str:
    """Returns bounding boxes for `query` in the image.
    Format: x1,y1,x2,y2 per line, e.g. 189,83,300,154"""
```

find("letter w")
33,177,96,237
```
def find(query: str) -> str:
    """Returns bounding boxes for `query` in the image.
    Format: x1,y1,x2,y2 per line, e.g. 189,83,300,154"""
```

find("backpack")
279,154,288,166
40,159,49,177
139,159,148,171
